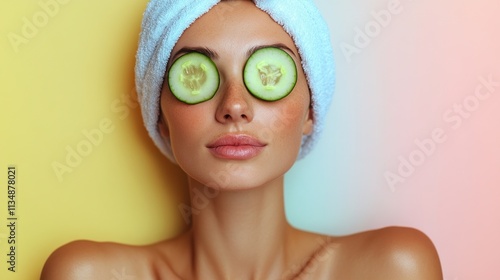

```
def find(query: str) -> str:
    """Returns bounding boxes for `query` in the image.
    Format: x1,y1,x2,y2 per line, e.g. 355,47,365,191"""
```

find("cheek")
162,99,211,154
276,105,306,145
279,83,310,136
261,95,309,152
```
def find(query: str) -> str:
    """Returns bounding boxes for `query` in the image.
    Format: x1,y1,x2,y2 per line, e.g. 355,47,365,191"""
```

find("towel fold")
135,0,335,162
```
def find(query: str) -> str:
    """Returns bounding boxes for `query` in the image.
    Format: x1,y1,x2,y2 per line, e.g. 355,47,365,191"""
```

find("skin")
41,1,443,279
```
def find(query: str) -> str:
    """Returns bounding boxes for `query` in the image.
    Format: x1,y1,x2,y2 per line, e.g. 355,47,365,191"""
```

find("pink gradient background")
286,0,500,279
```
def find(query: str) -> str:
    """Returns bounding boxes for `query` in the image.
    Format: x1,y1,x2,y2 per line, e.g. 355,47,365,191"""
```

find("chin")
184,159,290,191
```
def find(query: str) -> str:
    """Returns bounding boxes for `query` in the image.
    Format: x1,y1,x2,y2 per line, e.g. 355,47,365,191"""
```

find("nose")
215,81,254,124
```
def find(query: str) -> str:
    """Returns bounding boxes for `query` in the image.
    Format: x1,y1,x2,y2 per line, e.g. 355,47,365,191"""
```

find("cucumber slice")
168,52,220,104
243,47,297,101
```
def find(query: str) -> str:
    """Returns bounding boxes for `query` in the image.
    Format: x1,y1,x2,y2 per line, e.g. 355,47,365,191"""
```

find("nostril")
223,113,247,120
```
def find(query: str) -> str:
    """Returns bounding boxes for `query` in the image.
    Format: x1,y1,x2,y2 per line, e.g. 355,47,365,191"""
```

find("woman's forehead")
173,1,298,56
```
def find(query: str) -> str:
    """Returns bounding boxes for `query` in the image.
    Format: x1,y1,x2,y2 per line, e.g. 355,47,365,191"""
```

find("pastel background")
0,0,498,279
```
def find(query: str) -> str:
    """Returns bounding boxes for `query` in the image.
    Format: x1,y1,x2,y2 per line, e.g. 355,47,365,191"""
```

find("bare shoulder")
341,226,443,279
40,240,159,280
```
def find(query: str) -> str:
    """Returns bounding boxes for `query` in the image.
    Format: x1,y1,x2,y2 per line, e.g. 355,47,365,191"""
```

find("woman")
41,0,443,279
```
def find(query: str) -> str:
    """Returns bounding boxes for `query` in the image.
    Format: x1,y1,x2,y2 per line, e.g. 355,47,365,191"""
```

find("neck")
187,176,299,279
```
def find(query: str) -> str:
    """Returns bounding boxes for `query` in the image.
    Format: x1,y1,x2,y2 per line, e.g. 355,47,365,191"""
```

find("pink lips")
207,134,267,160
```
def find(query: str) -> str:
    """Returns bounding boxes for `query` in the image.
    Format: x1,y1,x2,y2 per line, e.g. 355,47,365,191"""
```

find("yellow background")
0,1,189,279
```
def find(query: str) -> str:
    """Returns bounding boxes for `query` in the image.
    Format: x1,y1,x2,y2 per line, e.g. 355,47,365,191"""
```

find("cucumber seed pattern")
180,62,208,95
257,61,284,90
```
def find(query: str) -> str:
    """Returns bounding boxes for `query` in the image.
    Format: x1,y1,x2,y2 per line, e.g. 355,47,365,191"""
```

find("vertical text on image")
6,166,18,273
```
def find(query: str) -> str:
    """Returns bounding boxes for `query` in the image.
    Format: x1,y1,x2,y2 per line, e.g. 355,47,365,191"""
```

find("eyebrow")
247,43,298,58
171,47,219,61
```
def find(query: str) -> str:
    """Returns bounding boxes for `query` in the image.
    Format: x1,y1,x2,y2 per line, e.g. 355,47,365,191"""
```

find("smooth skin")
41,1,443,279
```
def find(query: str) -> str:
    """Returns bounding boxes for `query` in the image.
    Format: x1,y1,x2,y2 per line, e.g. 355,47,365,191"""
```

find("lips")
207,134,267,160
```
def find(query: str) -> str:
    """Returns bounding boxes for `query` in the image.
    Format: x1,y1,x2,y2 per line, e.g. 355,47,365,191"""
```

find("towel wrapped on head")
135,0,335,162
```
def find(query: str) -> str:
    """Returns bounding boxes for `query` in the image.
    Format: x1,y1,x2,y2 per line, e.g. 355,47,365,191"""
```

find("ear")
158,115,170,142
302,107,314,135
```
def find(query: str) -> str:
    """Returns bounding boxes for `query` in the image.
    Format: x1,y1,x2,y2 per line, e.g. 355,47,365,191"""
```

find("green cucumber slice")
243,47,297,101
168,52,220,104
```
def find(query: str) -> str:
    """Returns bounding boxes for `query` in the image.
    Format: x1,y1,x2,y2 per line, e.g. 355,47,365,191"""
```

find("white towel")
135,0,335,162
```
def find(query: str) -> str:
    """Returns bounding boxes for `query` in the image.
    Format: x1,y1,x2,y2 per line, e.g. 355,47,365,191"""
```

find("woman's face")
159,0,313,190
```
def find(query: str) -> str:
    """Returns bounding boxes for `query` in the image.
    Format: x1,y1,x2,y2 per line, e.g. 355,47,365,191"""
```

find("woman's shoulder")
40,239,166,280
330,226,443,279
